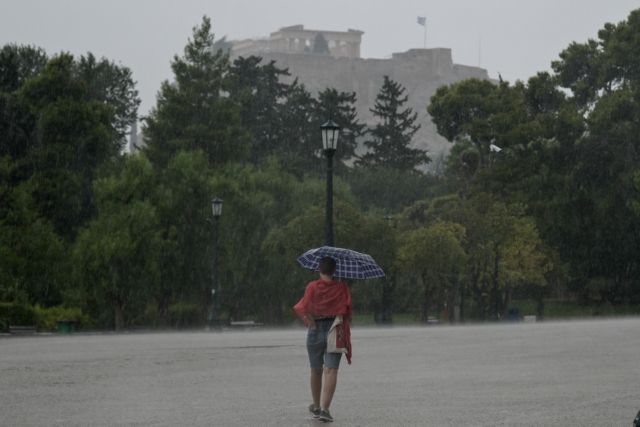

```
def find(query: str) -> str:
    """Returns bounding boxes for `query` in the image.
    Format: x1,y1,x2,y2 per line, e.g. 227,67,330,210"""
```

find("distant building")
231,25,363,59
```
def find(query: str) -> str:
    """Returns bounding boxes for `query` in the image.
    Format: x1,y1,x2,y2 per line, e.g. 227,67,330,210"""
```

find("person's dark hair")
318,256,336,275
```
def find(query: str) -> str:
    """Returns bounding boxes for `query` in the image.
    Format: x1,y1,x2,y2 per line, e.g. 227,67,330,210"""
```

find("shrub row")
0,303,85,332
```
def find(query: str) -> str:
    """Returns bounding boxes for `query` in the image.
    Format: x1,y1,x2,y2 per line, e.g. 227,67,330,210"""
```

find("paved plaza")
1,318,639,426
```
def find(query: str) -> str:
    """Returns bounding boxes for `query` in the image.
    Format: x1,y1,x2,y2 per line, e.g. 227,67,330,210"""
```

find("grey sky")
1,1,638,117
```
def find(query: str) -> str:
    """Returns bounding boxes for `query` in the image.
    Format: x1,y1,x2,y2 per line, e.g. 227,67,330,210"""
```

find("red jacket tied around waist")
294,279,352,364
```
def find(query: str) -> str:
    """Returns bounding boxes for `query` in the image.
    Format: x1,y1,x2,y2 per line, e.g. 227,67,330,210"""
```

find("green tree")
144,16,248,167
276,80,320,176
501,217,553,316
0,44,140,312
74,52,140,143
73,155,162,330
396,221,466,322
358,76,429,170
279,85,366,177
0,44,48,92
0,168,67,305
16,54,123,240
312,33,330,55
151,151,215,323
345,166,447,213
227,55,291,163
546,9,640,303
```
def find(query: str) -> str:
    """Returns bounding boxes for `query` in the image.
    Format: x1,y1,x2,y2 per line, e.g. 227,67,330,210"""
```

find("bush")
33,305,86,331
0,303,36,330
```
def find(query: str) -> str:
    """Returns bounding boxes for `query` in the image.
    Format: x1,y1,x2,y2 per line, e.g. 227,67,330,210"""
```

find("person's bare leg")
310,368,323,408
321,367,338,410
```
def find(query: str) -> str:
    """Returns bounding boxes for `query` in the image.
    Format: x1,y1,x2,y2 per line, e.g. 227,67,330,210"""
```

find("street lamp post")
321,120,341,246
209,197,223,329
379,213,395,324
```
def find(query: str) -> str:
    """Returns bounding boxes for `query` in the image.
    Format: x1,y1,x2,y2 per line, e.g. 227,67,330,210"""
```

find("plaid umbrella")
297,246,385,280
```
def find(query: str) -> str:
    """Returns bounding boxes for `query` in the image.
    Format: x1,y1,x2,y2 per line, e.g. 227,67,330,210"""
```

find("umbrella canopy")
297,246,385,280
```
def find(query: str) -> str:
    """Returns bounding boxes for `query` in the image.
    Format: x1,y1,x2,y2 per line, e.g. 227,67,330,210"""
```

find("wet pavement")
1,318,639,426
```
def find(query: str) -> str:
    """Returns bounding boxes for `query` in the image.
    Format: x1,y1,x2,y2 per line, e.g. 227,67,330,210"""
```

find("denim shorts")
306,318,342,369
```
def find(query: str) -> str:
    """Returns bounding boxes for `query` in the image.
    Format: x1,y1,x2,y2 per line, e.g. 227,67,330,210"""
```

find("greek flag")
417,16,426,26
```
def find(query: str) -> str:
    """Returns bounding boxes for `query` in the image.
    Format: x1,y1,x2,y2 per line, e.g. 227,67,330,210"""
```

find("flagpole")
417,16,427,48
423,16,427,48
424,13,427,49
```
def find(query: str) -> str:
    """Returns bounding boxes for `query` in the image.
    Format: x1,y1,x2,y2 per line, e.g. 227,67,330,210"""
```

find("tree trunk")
536,296,545,321
478,285,487,321
114,303,125,331
535,285,545,321
469,265,481,320
157,292,171,326
459,283,466,323
381,278,393,323
421,274,430,324
491,246,501,319
501,287,512,319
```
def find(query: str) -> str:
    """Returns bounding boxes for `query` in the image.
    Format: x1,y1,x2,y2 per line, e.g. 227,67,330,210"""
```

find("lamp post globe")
321,120,341,152
209,197,223,329
211,197,223,217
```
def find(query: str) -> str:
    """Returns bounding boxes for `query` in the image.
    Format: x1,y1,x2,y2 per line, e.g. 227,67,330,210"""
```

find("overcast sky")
1,1,638,117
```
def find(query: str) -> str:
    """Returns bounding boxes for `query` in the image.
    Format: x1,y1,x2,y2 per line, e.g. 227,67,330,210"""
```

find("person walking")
294,256,352,423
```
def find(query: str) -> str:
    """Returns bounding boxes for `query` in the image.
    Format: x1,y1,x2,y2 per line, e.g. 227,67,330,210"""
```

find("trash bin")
57,320,77,334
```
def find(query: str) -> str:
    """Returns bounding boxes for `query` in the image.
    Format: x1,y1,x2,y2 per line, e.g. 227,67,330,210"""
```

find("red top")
294,278,353,364
293,279,352,322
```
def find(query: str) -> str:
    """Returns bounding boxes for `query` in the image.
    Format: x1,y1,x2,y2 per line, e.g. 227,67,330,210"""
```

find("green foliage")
227,56,291,163
211,161,335,322
274,80,319,176
312,33,330,55
396,221,466,321
168,303,202,328
426,10,640,310
144,16,249,167
0,44,48,92
75,52,140,142
501,218,552,289
7,52,134,240
358,76,429,170
0,302,36,328
429,78,500,143
33,305,86,331
345,166,447,212
0,180,68,306
73,154,162,330
152,150,214,311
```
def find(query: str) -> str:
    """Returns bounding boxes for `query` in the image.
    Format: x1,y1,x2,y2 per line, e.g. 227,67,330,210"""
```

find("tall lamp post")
209,197,223,329
321,120,341,246
379,213,395,324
